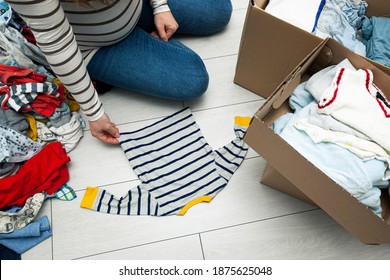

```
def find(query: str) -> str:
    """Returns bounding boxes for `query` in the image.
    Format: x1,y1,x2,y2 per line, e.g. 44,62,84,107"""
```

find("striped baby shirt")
80,107,251,216
8,0,169,121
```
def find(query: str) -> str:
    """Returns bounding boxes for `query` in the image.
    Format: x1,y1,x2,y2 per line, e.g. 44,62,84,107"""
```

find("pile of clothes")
265,0,390,67
272,58,390,218
0,0,80,259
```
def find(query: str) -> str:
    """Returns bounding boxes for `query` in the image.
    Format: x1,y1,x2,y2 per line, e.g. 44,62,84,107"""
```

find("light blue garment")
87,0,233,100
0,108,29,136
0,24,39,71
0,216,48,239
314,0,367,56
0,0,13,25
288,82,315,111
0,0,22,30
0,22,49,69
0,125,42,163
272,102,387,217
362,16,390,67
0,216,52,254
331,0,367,29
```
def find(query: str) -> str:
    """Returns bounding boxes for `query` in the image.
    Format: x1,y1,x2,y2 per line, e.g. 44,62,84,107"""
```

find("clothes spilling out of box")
271,58,390,218
235,1,390,244
265,0,390,67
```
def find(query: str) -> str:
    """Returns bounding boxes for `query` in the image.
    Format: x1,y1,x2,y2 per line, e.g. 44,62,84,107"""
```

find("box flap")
365,0,390,17
255,39,328,120
272,69,301,109
234,0,323,98
261,163,317,206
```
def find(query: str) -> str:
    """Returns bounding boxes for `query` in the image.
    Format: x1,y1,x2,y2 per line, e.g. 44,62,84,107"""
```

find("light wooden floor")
22,0,390,260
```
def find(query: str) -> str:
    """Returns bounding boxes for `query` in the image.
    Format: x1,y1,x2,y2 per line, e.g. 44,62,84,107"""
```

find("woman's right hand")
89,113,120,145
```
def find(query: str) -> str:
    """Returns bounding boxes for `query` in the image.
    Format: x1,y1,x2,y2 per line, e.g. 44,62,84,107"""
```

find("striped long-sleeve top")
7,0,170,121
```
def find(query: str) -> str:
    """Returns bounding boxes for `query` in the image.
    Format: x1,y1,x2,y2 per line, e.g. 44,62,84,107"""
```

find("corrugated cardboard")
244,38,390,244
235,0,390,98
365,0,390,17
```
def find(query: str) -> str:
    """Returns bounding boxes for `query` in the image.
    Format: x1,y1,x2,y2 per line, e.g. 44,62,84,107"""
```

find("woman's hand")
89,113,120,145
152,11,179,42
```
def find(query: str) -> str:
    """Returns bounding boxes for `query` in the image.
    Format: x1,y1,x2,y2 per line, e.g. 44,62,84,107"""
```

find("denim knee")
175,56,209,100
182,70,209,100
204,0,233,35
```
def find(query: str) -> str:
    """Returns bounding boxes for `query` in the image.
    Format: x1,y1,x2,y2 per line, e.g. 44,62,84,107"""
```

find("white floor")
22,0,390,260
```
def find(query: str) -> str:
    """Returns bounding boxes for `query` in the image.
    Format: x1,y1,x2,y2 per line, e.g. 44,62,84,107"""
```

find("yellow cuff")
80,187,99,209
235,116,251,127
178,196,213,216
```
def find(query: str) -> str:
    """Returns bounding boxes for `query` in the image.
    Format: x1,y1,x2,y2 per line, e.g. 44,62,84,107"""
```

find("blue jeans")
87,0,233,100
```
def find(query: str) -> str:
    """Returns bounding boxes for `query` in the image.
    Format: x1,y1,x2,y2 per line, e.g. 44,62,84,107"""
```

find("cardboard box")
244,38,390,244
235,0,390,99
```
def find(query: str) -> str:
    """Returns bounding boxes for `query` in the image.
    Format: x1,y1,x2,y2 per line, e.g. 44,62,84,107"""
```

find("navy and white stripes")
80,107,250,216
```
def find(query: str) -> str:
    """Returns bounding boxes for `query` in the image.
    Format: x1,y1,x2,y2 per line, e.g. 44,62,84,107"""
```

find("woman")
7,0,232,144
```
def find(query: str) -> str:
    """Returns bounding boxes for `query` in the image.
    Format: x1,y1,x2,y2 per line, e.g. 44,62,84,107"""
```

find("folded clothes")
0,216,52,254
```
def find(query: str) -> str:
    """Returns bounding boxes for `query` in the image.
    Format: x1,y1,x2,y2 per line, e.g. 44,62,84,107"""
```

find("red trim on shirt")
318,67,345,109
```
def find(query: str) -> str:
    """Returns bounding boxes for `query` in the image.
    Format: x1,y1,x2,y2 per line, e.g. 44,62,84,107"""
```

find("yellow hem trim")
178,196,213,216
80,187,99,209
235,116,251,127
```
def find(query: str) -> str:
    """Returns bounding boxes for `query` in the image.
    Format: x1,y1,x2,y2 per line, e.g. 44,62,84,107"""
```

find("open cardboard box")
234,0,390,99
243,37,390,245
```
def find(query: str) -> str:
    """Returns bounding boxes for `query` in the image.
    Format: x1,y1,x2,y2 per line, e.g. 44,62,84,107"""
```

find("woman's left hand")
152,12,179,42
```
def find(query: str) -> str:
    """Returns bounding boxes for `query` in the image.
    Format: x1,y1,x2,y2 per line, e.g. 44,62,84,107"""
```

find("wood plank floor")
21,0,390,260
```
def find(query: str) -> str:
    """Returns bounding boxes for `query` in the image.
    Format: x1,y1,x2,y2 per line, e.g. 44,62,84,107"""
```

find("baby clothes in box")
362,16,390,67
317,67,390,151
81,107,250,216
314,0,367,56
273,77,390,216
273,102,386,217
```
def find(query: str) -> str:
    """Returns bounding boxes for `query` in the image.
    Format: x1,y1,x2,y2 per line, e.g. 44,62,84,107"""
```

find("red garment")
30,94,61,117
21,26,37,45
0,142,71,209
0,65,47,85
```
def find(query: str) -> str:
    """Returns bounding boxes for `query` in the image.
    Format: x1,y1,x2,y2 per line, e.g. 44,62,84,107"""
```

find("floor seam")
72,209,320,260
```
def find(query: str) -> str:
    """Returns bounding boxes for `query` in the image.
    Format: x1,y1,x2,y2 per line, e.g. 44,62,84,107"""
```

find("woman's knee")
175,64,209,100
183,72,209,100
171,0,233,36
204,0,233,35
